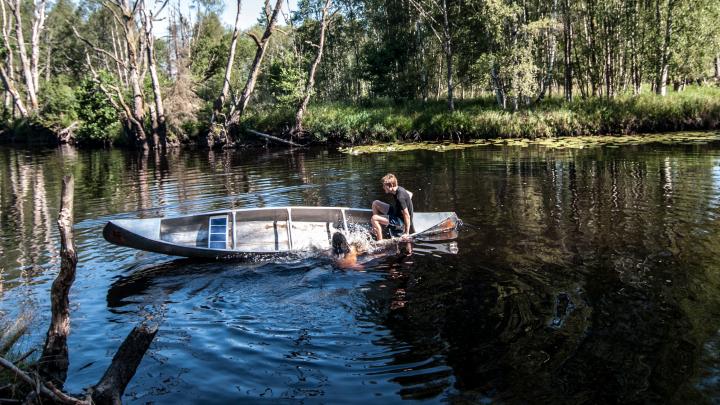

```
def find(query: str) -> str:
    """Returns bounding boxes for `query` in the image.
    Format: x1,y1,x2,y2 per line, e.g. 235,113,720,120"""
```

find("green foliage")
75,73,121,145
44,0,85,80
266,53,305,107
39,75,79,128
190,13,230,101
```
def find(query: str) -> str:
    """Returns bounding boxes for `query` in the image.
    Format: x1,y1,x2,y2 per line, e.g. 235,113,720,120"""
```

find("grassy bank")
244,86,720,145
2,86,719,148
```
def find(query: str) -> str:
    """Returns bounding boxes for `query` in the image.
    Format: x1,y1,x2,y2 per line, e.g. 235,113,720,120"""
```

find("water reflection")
1,140,720,402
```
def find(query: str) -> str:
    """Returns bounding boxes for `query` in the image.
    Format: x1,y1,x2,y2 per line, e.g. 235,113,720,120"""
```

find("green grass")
245,85,720,145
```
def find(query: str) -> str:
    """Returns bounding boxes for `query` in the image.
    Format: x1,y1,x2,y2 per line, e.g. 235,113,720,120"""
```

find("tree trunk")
8,0,39,111
656,0,675,96
441,0,454,112
210,0,243,147
714,54,719,79
0,65,27,116
227,0,284,129
563,0,573,101
292,0,331,137
119,0,149,149
30,0,47,94
537,0,558,101
585,0,599,97
142,2,167,150
491,66,506,109
0,0,25,116
39,175,77,388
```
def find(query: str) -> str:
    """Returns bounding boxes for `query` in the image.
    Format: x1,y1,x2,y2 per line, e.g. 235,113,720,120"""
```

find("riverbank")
245,86,720,145
2,86,720,148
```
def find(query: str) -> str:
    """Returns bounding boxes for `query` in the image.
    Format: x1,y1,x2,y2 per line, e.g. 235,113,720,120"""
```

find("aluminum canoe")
103,206,459,260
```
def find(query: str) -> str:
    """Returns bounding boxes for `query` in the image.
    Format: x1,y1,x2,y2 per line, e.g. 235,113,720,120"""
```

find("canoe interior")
159,207,373,253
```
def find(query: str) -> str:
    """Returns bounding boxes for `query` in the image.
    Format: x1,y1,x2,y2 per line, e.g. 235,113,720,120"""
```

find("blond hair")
381,173,397,187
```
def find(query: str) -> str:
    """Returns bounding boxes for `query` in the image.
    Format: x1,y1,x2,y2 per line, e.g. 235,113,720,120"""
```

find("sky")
154,0,299,34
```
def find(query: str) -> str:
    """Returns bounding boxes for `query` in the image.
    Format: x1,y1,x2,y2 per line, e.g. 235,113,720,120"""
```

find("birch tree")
0,0,26,116
74,0,172,149
209,0,242,147
408,0,455,111
291,0,332,138
141,0,170,149
225,0,284,138
655,0,677,96
0,0,47,113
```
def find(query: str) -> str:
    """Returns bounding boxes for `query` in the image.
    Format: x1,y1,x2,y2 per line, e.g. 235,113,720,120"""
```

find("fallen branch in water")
0,356,88,405
90,323,158,405
246,129,303,147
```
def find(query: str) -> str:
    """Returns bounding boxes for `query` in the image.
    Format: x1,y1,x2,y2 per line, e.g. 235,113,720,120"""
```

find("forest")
0,0,719,149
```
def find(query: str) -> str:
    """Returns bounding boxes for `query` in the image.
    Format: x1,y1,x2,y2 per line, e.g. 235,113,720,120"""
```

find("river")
1,137,720,403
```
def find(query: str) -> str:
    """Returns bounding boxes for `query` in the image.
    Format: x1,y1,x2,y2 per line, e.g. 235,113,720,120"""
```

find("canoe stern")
103,218,162,249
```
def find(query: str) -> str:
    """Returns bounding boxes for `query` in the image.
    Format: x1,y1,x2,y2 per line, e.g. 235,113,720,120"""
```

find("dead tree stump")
39,175,77,387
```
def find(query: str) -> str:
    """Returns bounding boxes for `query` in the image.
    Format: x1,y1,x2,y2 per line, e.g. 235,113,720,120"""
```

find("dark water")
2,138,720,403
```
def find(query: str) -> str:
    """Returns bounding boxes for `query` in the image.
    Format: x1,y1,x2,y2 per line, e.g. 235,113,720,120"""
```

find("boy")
370,173,413,241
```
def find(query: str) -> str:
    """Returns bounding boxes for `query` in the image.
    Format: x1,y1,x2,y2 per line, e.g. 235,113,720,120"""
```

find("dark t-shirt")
389,186,414,228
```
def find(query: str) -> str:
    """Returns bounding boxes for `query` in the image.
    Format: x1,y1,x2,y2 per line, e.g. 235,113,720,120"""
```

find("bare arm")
401,208,411,236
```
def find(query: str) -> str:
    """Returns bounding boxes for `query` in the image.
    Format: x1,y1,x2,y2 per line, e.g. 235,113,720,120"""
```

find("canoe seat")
208,215,229,249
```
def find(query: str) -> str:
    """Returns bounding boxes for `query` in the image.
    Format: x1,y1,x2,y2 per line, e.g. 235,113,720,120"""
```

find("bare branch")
131,0,141,16
100,1,125,31
303,40,320,49
71,25,127,69
0,357,88,405
406,0,443,41
247,32,261,48
154,0,170,17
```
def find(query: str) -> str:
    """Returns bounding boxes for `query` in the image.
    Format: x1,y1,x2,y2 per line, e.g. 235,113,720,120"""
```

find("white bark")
7,0,39,111
211,0,242,127
228,0,284,124
30,0,47,93
141,0,168,149
292,0,332,136
407,0,454,111
0,0,23,116
112,0,148,148
656,0,676,96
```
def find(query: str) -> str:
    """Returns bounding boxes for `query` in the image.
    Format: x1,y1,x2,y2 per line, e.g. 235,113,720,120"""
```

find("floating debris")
338,132,720,154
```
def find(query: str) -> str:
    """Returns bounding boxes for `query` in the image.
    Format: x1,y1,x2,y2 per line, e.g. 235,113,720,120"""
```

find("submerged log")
39,175,77,387
90,323,158,405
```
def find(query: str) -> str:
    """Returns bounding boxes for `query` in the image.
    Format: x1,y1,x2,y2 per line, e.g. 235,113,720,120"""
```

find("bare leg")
371,214,390,241
372,200,389,215
370,200,390,240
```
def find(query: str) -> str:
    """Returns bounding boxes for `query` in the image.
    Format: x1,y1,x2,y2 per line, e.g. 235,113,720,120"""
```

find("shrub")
75,73,121,145
40,75,79,128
